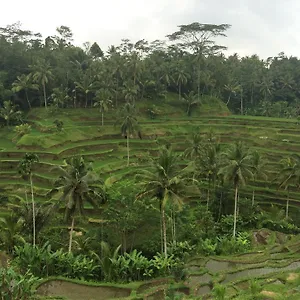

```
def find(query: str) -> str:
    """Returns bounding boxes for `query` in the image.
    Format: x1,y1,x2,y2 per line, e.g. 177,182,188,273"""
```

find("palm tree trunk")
127,135,130,166
161,206,167,256
233,185,238,238
252,190,255,206
286,198,289,219
240,89,243,115
102,113,104,126
207,188,210,211
226,93,231,106
43,82,47,108
68,216,75,253
25,90,32,109
178,83,181,101
85,93,88,108
30,173,36,246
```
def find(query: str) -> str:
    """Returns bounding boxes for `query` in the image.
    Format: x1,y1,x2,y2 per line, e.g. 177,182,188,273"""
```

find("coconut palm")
198,141,222,210
115,103,139,166
251,151,268,206
18,153,39,246
278,155,300,219
12,74,39,109
218,142,253,238
173,67,189,101
30,59,53,108
50,156,107,253
183,133,203,160
75,73,94,108
136,146,199,256
0,214,25,254
0,100,22,127
94,88,113,126
182,91,200,116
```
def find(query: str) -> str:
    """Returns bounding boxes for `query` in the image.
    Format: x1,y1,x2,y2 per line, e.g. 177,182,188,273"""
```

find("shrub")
13,242,99,280
13,123,31,141
0,266,38,299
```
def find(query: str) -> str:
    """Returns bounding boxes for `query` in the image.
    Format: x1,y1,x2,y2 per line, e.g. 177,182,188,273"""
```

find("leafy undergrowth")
32,232,300,299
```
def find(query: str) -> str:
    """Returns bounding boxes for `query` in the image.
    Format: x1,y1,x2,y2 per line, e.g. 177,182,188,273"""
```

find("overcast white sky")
1,0,300,58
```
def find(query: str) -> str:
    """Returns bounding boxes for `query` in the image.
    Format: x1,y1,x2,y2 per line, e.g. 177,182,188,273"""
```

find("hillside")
1,97,300,216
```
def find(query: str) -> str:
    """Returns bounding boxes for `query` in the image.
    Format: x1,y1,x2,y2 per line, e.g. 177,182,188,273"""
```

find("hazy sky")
1,0,300,58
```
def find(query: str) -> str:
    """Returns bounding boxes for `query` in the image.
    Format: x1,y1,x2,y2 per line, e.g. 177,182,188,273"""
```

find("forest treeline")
1,22,300,117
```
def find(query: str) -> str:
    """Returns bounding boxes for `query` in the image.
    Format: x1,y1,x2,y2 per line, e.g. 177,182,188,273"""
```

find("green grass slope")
0,95,300,213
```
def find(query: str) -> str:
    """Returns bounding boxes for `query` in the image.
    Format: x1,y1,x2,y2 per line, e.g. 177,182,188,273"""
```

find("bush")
0,266,38,299
13,242,99,280
13,123,32,141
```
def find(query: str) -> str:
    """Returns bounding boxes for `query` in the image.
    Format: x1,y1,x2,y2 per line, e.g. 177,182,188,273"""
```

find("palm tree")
94,88,113,126
174,68,188,101
75,73,94,108
12,74,39,109
18,153,39,246
30,59,53,108
278,155,300,219
218,142,253,238
224,82,241,106
136,146,198,256
182,91,200,116
115,103,139,166
251,151,268,206
122,81,139,104
198,141,221,210
0,214,25,254
0,100,22,127
183,133,203,160
50,156,107,253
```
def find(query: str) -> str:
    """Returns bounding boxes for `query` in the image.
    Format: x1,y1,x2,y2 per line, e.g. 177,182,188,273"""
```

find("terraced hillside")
1,107,300,217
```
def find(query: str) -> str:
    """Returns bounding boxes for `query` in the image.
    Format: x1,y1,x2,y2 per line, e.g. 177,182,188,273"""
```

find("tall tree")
94,88,113,126
12,74,39,109
278,155,300,219
136,146,198,256
115,103,139,166
167,23,230,101
251,151,268,206
218,142,253,237
50,156,107,253
18,153,39,246
30,59,53,108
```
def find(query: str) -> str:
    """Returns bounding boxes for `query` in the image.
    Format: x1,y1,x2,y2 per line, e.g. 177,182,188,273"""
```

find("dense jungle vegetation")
1,22,300,299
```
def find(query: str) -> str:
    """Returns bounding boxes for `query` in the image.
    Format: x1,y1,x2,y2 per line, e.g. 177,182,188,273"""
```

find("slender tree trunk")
43,82,47,108
30,173,36,246
85,93,88,108
74,90,77,108
233,185,238,238
252,190,255,206
178,83,181,101
68,216,75,253
102,112,104,126
173,209,176,244
25,90,32,110
286,191,289,219
240,90,243,115
127,134,130,166
161,206,167,256
226,93,231,106
207,188,210,211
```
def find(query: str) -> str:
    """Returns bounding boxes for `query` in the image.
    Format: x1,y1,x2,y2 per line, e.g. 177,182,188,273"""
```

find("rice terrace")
1,20,300,299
